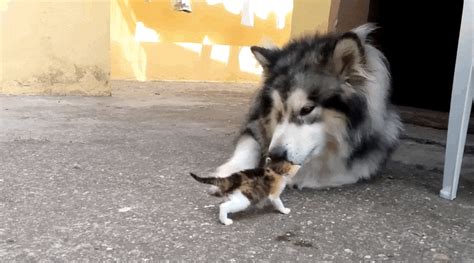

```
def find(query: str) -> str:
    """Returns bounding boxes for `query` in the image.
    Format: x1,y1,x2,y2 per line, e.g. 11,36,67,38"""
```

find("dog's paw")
221,218,233,225
280,208,291,214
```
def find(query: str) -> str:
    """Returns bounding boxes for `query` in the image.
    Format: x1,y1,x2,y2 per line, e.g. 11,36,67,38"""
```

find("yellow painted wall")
111,0,296,82
0,0,333,94
0,0,111,96
291,0,331,38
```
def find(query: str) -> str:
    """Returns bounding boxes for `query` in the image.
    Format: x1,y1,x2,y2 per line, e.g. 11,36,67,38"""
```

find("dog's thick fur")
212,24,402,189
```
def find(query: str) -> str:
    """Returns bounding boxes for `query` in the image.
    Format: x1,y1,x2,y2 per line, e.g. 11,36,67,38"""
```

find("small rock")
118,207,132,212
307,220,312,225
73,163,81,169
364,255,371,259
344,248,353,254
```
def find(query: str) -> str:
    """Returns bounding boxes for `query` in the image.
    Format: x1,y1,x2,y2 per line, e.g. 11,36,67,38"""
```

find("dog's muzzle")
268,146,288,162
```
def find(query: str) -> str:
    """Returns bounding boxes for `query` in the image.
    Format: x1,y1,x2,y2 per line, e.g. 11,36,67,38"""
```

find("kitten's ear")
250,46,279,69
332,32,367,79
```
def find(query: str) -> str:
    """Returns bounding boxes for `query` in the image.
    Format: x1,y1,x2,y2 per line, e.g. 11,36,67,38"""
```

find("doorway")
368,0,464,112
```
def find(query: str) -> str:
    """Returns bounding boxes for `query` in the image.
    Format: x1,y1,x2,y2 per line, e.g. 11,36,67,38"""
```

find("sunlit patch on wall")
202,35,213,45
175,42,203,56
0,0,12,12
134,21,160,43
210,45,231,65
222,0,244,15
205,0,293,29
239,47,263,75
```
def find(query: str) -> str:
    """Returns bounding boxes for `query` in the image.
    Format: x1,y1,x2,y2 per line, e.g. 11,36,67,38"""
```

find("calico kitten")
190,159,300,225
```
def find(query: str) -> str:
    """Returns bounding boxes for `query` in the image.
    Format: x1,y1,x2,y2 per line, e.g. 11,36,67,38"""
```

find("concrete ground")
1,81,473,261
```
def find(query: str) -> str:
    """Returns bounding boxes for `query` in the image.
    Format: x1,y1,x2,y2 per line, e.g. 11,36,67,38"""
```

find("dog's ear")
332,32,367,80
251,46,279,69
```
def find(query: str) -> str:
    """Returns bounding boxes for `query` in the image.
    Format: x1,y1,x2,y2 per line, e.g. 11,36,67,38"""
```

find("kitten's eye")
300,106,315,116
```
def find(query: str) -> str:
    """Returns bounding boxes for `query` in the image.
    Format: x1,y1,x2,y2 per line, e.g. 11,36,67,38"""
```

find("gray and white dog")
211,24,402,190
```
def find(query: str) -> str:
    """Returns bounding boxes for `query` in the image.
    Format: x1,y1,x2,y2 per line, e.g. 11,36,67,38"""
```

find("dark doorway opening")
368,1,464,112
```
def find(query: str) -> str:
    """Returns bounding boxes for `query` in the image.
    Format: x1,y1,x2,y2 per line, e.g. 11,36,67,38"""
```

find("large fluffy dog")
213,24,402,189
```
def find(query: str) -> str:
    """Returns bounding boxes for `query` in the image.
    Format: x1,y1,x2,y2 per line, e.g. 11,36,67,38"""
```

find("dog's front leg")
214,135,261,177
208,135,261,195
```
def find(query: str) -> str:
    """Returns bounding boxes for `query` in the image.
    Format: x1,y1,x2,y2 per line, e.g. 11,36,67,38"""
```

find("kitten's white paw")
221,218,233,225
280,208,291,214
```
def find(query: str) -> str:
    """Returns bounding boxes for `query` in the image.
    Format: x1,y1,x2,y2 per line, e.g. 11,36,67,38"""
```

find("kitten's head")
264,157,300,177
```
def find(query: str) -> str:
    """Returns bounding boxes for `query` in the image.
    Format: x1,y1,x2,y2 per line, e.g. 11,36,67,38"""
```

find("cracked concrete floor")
0,81,473,261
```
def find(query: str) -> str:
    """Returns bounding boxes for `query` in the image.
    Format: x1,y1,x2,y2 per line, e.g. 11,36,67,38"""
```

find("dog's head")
251,30,372,165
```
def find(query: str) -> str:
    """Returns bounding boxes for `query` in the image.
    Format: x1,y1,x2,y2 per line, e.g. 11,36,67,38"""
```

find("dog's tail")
189,173,239,193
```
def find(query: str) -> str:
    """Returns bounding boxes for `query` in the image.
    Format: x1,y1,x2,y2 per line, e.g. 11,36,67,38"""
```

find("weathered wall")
0,0,335,93
111,0,295,82
111,0,334,83
0,0,110,96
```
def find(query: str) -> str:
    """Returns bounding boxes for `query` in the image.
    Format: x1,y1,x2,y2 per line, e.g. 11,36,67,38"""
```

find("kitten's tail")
189,173,219,185
189,173,236,193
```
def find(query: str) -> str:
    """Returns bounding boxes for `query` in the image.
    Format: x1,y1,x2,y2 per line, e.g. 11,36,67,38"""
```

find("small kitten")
190,158,300,225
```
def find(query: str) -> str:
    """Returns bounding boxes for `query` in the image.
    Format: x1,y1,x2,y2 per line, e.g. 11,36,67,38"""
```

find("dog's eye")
300,106,315,116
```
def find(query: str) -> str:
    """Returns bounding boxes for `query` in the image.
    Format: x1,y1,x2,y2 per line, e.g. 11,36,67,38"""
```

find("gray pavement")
0,81,473,261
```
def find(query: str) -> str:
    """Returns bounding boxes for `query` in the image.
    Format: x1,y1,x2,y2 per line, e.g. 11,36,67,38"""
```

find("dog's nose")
268,147,288,161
